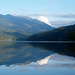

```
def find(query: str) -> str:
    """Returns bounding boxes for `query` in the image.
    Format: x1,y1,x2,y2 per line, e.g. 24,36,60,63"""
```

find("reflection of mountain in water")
0,42,54,66
11,53,75,70
0,42,75,67
31,43,75,57
37,53,75,69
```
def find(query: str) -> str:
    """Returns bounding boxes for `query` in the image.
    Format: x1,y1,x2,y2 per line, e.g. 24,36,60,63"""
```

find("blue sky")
0,0,75,27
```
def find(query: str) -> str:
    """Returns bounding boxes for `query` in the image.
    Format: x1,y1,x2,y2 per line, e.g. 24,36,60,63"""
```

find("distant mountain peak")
38,16,54,27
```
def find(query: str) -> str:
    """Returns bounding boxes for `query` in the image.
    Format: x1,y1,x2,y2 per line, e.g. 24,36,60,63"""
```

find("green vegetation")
0,38,12,41
0,38,5,41
68,31,75,41
27,24,75,41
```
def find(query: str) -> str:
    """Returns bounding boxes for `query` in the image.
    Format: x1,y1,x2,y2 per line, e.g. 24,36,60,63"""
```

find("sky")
0,0,75,27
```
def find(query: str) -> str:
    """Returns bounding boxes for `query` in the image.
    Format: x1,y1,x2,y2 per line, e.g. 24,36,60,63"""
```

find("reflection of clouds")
15,63,75,70
25,63,75,69
19,69,29,72
49,64,75,69
39,70,49,72
10,53,75,70
37,55,51,65
50,54,75,62
10,65,30,72
37,53,75,66
11,66,15,70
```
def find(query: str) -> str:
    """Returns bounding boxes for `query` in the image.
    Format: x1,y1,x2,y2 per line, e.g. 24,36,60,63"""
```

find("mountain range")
0,14,75,41
0,14,54,41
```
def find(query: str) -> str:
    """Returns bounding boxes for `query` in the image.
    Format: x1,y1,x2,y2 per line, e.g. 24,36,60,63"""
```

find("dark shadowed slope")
27,24,75,41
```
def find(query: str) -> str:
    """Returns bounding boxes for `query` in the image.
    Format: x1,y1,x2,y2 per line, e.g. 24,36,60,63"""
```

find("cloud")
51,20,75,28
54,13,75,18
20,13,48,17
19,8,31,12
21,13,75,18
21,13,52,17
11,11,16,15
61,8,66,10
38,9,51,12
19,8,24,12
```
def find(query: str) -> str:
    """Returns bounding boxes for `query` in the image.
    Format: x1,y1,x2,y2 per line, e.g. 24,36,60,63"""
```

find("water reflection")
37,55,52,65
31,43,75,57
0,42,54,66
0,42,75,75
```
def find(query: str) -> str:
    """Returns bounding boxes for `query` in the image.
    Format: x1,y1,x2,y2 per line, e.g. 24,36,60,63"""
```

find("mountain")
0,14,54,40
38,16,54,27
27,24,75,41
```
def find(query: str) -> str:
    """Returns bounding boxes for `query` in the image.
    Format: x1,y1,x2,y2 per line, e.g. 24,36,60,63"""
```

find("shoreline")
0,41,75,43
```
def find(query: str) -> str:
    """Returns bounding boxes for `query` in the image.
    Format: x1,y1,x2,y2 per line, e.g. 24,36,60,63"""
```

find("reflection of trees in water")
31,43,75,57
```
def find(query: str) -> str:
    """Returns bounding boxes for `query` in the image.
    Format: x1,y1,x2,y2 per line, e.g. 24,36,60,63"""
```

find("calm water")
0,42,75,75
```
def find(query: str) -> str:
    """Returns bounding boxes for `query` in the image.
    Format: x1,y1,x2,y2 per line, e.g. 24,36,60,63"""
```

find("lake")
0,42,75,75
